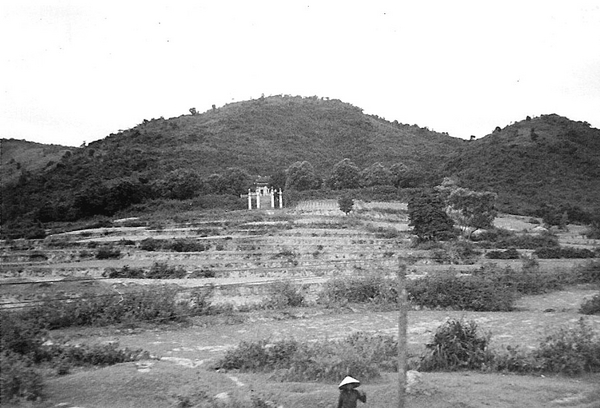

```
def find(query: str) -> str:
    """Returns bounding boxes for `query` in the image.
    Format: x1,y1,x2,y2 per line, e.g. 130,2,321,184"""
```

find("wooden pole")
398,261,407,408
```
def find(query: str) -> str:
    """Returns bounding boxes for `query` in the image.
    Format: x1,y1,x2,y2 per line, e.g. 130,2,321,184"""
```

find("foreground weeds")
419,318,600,376
216,332,397,382
0,311,149,404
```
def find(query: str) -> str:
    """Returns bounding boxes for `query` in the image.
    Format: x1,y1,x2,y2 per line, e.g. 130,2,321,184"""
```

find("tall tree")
328,158,361,190
360,162,392,187
285,161,321,191
221,167,253,195
338,195,354,215
389,163,408,188
408,189,455,242
157,169,202,200
447,188,498,236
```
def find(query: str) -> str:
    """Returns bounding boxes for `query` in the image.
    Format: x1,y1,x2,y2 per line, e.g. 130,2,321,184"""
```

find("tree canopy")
327,158,361,190
285,161,321,191
408,189,455,242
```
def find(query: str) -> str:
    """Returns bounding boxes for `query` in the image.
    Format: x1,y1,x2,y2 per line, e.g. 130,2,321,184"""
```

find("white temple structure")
243,179,283,209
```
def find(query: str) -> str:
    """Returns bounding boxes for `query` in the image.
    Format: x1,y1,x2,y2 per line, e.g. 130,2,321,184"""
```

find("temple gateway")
243,178,283,209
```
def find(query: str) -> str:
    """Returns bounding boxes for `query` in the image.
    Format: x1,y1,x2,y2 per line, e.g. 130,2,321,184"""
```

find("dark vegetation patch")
579,293,600,315
533,246,597,259
485,248,520,259
473,229,559,249
0,310,150,403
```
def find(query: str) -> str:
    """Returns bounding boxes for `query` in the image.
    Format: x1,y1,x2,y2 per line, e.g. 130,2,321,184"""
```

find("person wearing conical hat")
337,376,367,408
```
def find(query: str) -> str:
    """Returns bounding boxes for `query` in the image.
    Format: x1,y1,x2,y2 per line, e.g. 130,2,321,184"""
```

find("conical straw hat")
338,376,360,388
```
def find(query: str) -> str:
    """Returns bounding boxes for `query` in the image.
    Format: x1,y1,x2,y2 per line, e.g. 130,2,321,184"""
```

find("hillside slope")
0,139,70,187
445,114,600,214
81,95,463,177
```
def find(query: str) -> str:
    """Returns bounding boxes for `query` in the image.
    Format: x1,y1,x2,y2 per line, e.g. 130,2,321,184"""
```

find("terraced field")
1,199,599,408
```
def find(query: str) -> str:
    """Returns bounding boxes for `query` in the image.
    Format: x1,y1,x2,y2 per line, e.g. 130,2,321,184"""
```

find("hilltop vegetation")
445,114,600,216
0,139,70,187
2,96,600,237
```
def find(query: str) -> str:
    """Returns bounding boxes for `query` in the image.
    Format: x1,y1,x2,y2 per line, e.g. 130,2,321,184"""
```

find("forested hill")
1,95,465,227
2,95,599,234
84,95,463,176
444,114,600,215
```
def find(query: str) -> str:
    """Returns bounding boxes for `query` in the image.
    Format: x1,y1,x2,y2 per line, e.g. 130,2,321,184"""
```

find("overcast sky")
2,0,599,147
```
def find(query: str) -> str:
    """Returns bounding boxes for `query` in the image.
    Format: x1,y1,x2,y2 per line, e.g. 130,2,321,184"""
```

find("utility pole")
398,261,407,408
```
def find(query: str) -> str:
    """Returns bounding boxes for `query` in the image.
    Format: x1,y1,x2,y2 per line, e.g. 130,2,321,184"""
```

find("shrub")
318,274,397,306
140,237,161,251
494,345,541,373
419,318,600,376
576,261,600,283
485,248,520,259
216,332,397,382
579,293,600,315
407,273,516,311
146,261,187,279
533,318,600,375
475,229,559,249
44,342,145,368
262,281,306,309
471,260,564,295
18,285,212,329
95,246,121,259
103,265,146,279
0,351,44,403
432,241,481,264
408,189,455,242
188,268,216,278
168,239,208,252
0,312,46,359
534,246,596,259
418,318,494,371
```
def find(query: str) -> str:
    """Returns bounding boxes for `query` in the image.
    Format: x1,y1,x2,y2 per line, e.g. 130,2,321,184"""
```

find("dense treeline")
1,156,434,238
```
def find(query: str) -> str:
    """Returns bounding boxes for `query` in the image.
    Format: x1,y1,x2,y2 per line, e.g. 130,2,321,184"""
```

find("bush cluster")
16,286,213,330
261,281,306,309
419,318,600,376
533,246,597,259
317,273,397,306
576,261,600,283
407,272,516,311
95,246,121,259
319,260,572,312
485,248,520,259
0,351,43,403
431,241,481,264
103,261,187,279
471,260,565,296
0,311,149,403
140,237,209,252
217,331,397,382
44,342,145,375
579,293,600,315
418,318,493,371
474,229,559,249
